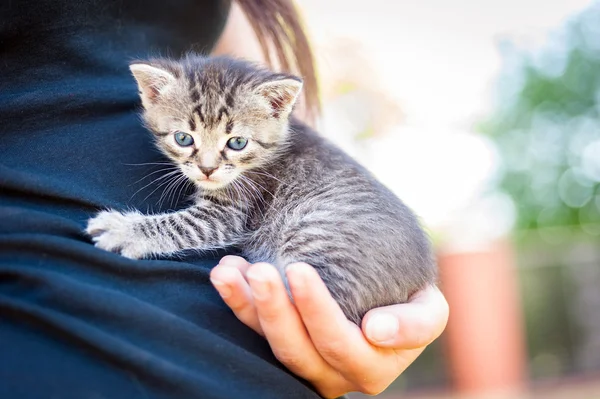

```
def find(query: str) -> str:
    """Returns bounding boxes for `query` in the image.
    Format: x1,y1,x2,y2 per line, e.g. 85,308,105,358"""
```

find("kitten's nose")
199,166,218,177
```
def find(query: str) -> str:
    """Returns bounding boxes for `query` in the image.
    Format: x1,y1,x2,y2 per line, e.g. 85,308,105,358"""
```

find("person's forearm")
212,2,265,64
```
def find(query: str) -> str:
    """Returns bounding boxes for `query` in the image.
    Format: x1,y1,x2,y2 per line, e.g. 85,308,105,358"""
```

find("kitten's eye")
174,131,194,147
227,137,248,151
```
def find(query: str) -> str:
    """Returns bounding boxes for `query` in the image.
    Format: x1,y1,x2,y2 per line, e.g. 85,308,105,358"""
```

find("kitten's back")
246,120,437,323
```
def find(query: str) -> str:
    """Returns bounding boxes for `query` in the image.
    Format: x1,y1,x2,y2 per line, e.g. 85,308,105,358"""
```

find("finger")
210,262,263,335
362,285,449,349
246,262,343,389
218,255,253,276
286,263,392,385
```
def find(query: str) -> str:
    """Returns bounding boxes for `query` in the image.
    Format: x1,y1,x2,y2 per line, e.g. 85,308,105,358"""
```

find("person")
0,0,449,398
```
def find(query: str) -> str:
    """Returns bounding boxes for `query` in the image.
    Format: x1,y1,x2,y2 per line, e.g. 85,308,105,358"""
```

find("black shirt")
0,1,320,398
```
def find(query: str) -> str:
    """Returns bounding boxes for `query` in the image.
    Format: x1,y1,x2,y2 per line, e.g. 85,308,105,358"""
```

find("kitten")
86,55,437,324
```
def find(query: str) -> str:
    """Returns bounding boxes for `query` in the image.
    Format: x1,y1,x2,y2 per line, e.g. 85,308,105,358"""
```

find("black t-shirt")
0,1,320,398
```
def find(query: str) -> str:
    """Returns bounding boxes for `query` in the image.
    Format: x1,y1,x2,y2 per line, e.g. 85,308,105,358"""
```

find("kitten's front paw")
86,210,148,259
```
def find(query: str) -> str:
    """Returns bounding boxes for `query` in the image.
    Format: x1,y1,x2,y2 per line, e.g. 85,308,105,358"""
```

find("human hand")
210,256,449,398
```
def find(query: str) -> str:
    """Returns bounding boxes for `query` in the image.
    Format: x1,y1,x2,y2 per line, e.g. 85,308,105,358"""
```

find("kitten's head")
130,55,303,190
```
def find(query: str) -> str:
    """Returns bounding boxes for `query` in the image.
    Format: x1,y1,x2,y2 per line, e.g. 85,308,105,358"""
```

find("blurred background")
294,0,600,398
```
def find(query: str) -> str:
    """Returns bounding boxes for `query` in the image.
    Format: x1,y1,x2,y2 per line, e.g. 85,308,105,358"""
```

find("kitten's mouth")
183,168,236,191
196,177,226,190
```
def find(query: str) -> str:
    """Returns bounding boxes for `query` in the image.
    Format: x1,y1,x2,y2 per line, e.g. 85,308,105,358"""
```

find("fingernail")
247,268,271,301
217,257,234,266
366,313,399,343
210,278,231,299
286,263,310,289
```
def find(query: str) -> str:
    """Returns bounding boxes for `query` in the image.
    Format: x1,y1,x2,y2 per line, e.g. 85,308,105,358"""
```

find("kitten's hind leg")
86,199,247,259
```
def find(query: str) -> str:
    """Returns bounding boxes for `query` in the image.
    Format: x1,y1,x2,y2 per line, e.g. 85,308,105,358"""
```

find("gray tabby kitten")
86,55,437,324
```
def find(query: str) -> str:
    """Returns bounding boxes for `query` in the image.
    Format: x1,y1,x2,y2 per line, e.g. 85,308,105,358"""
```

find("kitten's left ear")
255,77,303,118
130,63,177,108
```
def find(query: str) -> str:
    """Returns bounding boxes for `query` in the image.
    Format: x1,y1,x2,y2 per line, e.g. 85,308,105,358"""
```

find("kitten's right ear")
254,77,303,119
129,63,176,107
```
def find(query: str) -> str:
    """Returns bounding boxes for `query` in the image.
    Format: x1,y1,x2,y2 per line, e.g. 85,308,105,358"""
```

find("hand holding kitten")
211,256,449,398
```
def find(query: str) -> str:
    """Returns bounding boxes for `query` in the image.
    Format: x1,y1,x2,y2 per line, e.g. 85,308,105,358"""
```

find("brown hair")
234,0,320,120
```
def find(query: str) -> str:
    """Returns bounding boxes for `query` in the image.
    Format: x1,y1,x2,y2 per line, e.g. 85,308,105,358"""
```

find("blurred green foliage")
480,4,600,234
480,6,600,382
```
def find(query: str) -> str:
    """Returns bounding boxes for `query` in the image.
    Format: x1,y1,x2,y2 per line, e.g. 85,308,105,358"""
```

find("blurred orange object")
439,239,528,398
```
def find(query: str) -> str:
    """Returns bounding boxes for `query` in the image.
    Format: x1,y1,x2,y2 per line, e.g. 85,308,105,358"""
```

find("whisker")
246,177,277,199
241,176,284,219
225,184,234,205
129,166,179,187
130,169,181,201
232,179,256,214
239,176,262,201
237,181,259,222
170,176,191,209
141,171,182,204
124,162,176,167
158,174,185,209
238,176,271,219
229,180,243,208
245,170,285,185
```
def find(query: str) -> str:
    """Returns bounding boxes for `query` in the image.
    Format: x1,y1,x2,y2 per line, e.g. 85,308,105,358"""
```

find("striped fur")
86,55,437,324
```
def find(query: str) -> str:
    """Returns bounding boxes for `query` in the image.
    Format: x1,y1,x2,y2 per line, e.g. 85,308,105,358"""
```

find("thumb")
361,285,449,349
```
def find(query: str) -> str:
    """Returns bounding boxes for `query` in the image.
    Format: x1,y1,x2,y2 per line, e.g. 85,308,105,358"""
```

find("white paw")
86,210,148,259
